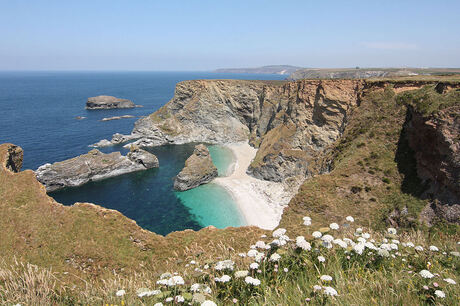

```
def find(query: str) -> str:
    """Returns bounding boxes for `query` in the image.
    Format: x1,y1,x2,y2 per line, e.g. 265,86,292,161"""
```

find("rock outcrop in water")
173,144,218,191
86,95,138,109
35,148,158,192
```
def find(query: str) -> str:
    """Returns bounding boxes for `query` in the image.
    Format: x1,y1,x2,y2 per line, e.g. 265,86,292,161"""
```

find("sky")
0,0,459,70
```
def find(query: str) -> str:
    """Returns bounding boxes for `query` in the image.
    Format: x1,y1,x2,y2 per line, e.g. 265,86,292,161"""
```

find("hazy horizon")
1,0,459,71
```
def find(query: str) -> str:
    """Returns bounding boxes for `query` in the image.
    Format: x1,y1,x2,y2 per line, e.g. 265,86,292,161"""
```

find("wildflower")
444,278,456,284
296,236,312,250
191,283,201,292
434,290,445,298
391,239,400,244
357,237,367,243
250,262,259,270
333,239,347,248
270,253,281,262
175,295,185,303
245,276,261,286
116,289,126,297
283,268,289,272
380,243,391,251
322,234,334,243
433,282,439,288
305,298,311,302
247,249,258,257
235,270,249,278
365,242,377,250
255,241,266,249
215,275,231,283
156,279,168,285
232,298,238,304
154,303,163,306
382,238,388,243
138,289,161,297
429,245,439,252
346,216,354,223
254,252,265,263
423,285,429,290
415,245,424,251
355,228,363,234
329,223,339,230
387,227,397,235
167,275,185,286
318,256,326,263
272,228,287,238
378,249,390,257
362,233,371,239
165,297,173,302
353,243,365,255
320,275,333,282
323,286,338,296
303,216,312,226
389,243,398,250
201,301,217,306
313,285,322,291
312,231,322,239
419,270,434,279
343,238,354,246
406,242,414,248
215,260,234,271
260,234,267,238
190,260,196,265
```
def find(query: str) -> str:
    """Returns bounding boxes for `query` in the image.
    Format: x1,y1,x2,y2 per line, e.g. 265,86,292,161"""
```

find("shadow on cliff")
394,109,427,197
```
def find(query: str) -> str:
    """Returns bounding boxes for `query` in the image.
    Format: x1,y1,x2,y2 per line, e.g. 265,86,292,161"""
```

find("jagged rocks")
3,144,23,173
173,144,218,191
35,148,159,192
86,95,137,109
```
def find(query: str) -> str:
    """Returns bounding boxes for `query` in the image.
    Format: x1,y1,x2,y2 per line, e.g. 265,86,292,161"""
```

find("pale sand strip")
214,142,295,230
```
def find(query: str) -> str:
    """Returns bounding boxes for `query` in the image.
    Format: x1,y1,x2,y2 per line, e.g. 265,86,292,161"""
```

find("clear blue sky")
1,0,459,70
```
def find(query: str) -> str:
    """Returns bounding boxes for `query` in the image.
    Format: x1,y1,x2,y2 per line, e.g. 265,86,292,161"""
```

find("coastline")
214,142,294,230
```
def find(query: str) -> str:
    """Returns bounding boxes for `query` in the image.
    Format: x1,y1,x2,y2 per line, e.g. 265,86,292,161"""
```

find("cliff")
123,79,362,182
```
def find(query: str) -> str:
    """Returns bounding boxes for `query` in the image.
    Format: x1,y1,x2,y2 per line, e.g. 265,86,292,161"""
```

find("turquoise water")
175,145,245,229
0,71,285,235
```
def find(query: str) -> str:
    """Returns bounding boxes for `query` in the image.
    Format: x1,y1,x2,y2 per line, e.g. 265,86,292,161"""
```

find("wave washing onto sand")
214,142,300,230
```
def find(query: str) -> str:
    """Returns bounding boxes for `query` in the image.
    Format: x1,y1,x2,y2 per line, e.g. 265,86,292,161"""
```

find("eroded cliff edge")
109,79,363,183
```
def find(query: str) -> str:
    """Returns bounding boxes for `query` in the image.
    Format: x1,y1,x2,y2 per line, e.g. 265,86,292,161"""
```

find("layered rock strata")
86,95,138,109
104,79,362,182
35,148,158,192
173,144,218,191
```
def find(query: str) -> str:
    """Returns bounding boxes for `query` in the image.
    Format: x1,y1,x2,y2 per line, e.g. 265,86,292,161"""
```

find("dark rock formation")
86,95,137,109
173,144,218,191
3,144,23,173
405,104,460,223
35,148,158,192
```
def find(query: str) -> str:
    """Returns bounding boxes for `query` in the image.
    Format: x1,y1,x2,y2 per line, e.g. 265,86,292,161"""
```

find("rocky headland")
86,95,140,109
35,148,158,192
93,77,460,225
173,144,218,191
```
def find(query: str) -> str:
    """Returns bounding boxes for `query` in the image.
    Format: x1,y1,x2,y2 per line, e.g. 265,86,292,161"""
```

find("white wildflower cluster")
244,276,261,286
303,216,312,226
269,253,281,262
214,275,231,283
296,236,311,250
419,270,434,279
215,260,234,271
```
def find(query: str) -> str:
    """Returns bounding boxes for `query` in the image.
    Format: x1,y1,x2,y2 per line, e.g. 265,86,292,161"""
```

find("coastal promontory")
173,144,218,191
35,148,158,191
86,95,137,109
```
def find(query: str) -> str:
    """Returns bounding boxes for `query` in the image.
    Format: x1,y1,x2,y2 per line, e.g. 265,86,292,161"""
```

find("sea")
0,71,285,235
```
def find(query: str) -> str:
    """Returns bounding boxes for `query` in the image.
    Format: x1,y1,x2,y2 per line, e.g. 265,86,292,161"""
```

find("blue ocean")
0,71,285,235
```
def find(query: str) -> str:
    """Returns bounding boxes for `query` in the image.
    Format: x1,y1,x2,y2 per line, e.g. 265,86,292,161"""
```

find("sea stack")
35,148,158,192
173,144,218,191
86,95,137,109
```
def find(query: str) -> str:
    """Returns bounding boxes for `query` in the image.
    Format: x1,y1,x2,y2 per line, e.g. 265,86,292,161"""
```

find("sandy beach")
214,142,295,230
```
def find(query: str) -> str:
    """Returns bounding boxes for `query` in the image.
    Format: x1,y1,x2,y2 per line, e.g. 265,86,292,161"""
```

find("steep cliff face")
128,79,362,181
406,104,460,222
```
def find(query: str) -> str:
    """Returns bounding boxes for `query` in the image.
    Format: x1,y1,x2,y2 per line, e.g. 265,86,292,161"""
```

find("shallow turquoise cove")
175,183,246,229
207,144,235,177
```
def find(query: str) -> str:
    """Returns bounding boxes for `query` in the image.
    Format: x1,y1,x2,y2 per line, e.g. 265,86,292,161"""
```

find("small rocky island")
36,148,158,192
86,95,140,109
173,144,218,191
